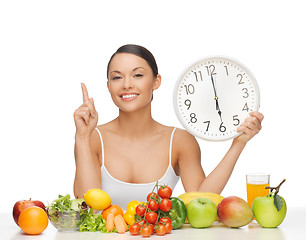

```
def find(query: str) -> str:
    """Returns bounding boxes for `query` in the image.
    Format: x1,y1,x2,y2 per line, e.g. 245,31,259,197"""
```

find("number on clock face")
173,57,260,141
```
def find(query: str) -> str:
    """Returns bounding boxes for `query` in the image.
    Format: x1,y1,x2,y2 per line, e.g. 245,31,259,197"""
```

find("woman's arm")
196,140,245,193
73,83,100,198
178,111,264,194
73,133,101,199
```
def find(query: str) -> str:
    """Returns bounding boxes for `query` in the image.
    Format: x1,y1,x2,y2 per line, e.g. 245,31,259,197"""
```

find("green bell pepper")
169,197,187,229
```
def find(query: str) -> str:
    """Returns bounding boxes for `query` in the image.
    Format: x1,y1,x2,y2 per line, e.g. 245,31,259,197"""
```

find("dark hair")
107,44,158,79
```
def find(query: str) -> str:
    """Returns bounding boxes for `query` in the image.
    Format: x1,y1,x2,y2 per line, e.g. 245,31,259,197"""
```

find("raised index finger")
81,83,89,103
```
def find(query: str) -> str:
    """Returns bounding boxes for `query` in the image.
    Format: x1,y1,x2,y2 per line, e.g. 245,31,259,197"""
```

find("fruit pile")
12,179,287,236
13,199,48,235
179,179,287,228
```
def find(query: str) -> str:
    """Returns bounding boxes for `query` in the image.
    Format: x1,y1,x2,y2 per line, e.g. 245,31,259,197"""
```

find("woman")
73,44,264,208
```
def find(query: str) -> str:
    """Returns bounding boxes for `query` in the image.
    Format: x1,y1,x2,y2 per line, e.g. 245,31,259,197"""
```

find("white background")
1,0,305,213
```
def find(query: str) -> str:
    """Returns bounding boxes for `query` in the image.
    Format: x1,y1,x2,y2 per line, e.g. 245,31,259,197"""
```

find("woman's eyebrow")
133,67,145,71
110,67,145,74
110,70,121,74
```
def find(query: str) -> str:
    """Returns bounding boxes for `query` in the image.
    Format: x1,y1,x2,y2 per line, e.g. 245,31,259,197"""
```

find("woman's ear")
107,81,110,91
153,74,161,90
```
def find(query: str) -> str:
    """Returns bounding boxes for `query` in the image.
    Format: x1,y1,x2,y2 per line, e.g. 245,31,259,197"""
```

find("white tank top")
95,127,180,210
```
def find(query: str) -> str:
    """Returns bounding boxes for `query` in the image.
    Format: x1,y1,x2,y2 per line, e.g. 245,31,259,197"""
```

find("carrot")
114,215,128,234
106,213,115,232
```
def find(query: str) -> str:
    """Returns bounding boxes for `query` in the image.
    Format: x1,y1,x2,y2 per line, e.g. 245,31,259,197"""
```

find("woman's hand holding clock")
234,111,264,144
74,83,98,138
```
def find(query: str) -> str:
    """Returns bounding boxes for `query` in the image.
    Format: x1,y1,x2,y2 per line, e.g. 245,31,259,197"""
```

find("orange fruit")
102,204,123,220
18,206,48,235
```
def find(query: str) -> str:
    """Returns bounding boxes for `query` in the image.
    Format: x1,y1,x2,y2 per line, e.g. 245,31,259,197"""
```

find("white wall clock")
173,56,260,141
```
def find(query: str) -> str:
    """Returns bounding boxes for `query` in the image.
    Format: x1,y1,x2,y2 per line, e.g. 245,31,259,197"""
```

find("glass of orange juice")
246,173,270,208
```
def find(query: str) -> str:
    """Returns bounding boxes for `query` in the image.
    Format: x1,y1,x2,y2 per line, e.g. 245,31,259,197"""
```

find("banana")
178,192,224,222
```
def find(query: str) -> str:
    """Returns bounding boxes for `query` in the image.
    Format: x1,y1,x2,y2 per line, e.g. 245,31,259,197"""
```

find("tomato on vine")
140,225,152,237
159,217,171,225
145,211,158,224
136,205,146,217
136,219,145,226
148,199,159,211
156,224,166,236
147,224,154,234
147,192,159,201
132,182,174,237
129,223,141,236
164,222,173,233
160,198,172,212
158,186,172,199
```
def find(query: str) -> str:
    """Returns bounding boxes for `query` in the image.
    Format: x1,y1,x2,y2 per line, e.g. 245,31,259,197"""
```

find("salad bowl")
47,194,88,232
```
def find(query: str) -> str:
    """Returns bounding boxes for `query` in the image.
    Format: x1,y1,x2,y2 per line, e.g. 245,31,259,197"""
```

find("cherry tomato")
158,186,172,199
148,199,159,211
147,224,154,234
159,217,172,225
136,219,145,226
142,223,154,234
136,205,146,217
160,198,172,212
156,224,166,236
140,226,152,238
129,223,141,236
165,222,173,234
147,192,159,201
145,211,158,224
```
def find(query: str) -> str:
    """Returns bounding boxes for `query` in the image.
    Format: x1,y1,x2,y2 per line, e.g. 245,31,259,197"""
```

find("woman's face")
107,53,161,112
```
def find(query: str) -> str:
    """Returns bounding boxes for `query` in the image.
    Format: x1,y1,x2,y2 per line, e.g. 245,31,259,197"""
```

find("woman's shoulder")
154,123,195,139
172,127,200,152
154,124,199,148
173,127,190,135
173,127,196,140
169,127,201,167
92,122,116,147
96,119,117,134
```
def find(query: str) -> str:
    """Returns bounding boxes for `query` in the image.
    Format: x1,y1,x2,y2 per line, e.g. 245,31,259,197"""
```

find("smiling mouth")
120,93,139,101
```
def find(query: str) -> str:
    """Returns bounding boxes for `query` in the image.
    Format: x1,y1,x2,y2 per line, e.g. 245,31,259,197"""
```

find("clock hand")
210,74,223,122
215,98,222,122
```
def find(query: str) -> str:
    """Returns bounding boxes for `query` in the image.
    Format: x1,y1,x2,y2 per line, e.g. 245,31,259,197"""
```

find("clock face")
173,56,260,141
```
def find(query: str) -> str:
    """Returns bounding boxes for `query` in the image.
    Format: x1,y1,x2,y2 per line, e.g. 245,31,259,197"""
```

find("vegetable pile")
129,182,187,237
47,182,187,237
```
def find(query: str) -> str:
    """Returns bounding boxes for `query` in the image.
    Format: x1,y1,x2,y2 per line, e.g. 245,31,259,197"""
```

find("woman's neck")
115,105,158,139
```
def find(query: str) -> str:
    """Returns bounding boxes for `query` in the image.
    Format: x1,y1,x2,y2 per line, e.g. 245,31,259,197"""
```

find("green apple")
252,195,287,228
187,198,217,228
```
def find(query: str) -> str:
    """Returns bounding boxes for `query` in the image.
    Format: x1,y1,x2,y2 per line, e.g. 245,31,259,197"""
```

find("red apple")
12,199,46,225
217,196,253,228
